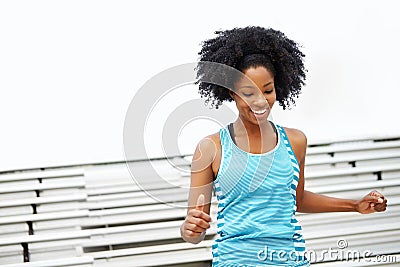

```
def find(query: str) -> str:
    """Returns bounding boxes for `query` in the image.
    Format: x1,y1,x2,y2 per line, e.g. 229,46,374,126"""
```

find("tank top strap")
274,124,300,174
218,125,232,151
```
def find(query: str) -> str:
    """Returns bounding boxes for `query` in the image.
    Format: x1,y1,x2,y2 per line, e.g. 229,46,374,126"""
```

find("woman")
180,26,387,266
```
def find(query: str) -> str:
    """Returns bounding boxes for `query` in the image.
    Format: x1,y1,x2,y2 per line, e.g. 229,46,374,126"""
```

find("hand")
181,194,212,241
355,190,387,214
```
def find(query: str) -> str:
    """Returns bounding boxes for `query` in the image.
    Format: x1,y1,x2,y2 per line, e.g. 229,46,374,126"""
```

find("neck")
234,117,273,138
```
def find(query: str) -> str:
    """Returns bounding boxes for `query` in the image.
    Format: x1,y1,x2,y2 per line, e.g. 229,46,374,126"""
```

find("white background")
1,0,399,172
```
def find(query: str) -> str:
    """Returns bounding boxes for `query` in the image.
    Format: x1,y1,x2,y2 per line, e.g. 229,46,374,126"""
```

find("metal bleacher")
0,137,400,266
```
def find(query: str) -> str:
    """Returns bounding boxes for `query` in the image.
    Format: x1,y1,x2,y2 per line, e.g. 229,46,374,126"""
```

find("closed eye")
264,88,274,94
243,93,253,97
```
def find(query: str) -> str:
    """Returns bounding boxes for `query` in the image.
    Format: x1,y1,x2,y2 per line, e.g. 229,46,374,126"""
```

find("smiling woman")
228,65,278,155
180,26,388,267
196,27,305,111
231,65,276,126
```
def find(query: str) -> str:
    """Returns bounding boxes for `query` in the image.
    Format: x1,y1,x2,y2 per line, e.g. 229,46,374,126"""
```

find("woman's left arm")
285,128,387,214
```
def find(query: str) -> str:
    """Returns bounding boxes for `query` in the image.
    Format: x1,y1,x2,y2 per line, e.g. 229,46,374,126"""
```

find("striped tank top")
212,121,309,267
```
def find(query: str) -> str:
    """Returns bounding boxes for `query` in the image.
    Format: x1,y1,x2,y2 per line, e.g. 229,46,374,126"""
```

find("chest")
215,145,295,197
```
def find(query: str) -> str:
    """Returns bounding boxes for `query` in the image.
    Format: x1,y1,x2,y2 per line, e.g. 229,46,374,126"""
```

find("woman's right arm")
180,135,218,244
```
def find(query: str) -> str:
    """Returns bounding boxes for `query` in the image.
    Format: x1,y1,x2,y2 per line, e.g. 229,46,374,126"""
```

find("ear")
228,90,236,100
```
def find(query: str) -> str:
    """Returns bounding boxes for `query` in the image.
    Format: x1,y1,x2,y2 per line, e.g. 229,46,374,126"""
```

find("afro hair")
196,26,306,109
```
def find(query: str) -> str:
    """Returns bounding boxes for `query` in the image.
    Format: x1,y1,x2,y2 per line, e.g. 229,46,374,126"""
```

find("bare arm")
299,190,385,213
180,135,218,244
285,128,387,214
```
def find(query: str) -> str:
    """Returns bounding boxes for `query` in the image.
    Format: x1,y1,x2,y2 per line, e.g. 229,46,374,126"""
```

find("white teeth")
253,109,267,114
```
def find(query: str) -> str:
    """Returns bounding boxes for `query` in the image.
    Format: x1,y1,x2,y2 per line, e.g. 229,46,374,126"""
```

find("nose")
252,91,268,108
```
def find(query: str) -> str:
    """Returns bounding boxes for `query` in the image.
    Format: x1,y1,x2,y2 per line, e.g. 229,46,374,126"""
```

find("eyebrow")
238,82,274,89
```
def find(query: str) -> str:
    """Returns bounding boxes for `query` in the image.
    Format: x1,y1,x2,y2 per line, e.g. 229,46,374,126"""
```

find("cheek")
237,101,249,111
234,96,250,109
267,93,277,108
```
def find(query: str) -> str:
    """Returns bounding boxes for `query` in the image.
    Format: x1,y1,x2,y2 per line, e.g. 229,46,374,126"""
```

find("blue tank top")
212,121,309,267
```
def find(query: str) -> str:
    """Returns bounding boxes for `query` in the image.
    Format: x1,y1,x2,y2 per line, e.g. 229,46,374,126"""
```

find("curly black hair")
196,26,306,109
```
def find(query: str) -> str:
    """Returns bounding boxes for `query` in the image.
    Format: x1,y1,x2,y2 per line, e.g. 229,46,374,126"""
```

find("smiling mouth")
252,108,267,115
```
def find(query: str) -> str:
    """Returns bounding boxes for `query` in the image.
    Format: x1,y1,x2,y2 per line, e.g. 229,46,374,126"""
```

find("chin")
249,117,267,125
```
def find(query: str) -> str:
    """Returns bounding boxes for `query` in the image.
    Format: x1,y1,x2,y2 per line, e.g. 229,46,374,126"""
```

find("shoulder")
283,127,307,147
282,127,307,163
191,131,221,175
193,132,221,160
205,132,221,144
200,132,221,151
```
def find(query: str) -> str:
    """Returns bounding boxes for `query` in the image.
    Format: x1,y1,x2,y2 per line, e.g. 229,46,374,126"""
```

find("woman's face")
230,66,276,125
